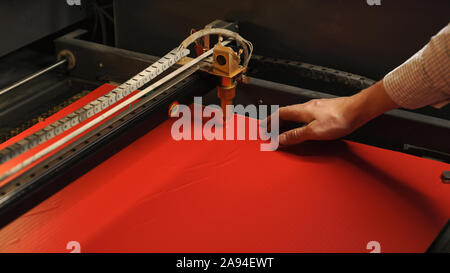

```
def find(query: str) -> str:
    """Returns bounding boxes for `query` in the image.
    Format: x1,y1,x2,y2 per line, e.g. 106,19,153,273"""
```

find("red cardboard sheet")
0,84,449,253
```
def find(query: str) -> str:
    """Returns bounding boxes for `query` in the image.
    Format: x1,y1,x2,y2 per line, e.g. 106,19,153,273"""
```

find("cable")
178,28,253,67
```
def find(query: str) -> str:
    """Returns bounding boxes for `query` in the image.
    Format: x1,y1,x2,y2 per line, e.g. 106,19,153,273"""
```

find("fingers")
279,122,316,146
278,104,314,123
264,103,314,132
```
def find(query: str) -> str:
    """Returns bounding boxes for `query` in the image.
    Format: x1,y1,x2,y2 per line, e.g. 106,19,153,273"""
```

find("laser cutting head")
179,27,253,119
211,42,247,120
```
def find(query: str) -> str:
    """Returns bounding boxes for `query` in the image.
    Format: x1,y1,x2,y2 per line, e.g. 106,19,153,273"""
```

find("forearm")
277,23,449,146
346,80,399,129
345,24,450,131
383,23,450,109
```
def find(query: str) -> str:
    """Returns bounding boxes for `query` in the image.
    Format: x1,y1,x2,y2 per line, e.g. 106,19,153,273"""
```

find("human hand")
276,81,399,146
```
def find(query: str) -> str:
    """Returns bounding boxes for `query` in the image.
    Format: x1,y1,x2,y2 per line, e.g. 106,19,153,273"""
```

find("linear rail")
0,43,226,181
0,48,189,165
0,59,68,96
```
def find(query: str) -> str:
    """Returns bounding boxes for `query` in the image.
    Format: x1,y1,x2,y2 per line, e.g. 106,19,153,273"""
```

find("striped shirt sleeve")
383,23,450,109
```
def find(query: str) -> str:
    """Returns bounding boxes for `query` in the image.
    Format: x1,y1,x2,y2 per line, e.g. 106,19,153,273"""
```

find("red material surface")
0,84,449,253
0,84,136,187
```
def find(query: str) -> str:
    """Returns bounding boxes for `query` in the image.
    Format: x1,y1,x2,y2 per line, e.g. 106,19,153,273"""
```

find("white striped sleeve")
383,23,450,109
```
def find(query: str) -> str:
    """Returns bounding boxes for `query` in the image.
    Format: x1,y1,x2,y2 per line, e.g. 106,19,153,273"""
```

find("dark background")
115,0,450,80
0,0,87,57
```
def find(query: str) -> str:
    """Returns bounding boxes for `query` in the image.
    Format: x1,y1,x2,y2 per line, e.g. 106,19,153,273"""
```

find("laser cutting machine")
0,1,449,253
